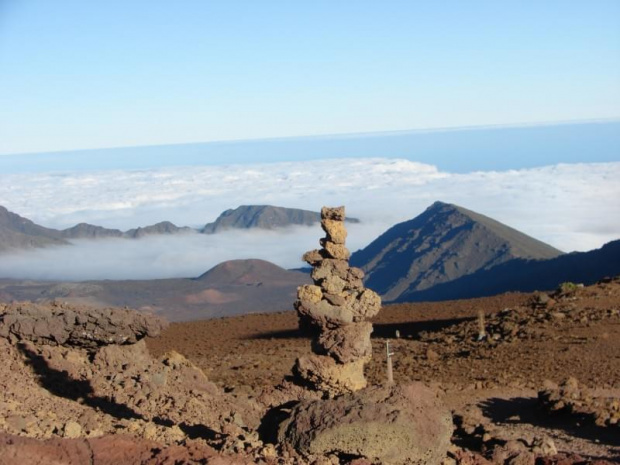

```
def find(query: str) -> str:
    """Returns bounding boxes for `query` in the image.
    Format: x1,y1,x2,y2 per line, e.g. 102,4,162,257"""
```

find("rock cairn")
294,206,381,397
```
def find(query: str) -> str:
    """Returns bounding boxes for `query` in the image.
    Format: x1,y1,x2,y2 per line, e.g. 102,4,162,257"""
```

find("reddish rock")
278,383,452,465
0,432,252,465
313,322,373,363
0,301,167,349
293,206,381,396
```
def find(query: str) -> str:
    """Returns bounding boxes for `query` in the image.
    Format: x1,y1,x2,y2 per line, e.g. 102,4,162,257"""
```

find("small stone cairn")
294,206,381,397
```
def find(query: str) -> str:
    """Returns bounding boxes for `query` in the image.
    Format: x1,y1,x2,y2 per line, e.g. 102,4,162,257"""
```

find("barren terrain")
148,279,620,461
0,278,618,463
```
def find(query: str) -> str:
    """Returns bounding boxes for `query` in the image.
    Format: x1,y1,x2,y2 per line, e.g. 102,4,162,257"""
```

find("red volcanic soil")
147,289,620,390
148,280,620,461
1,279,618,463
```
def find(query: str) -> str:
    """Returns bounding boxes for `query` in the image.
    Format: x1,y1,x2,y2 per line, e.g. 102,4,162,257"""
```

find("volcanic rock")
539,377,620,428
0,302,167,349
294,355,368,394
313,322,373,363
277,383,452,465
293,206,381,396
0,432,252,465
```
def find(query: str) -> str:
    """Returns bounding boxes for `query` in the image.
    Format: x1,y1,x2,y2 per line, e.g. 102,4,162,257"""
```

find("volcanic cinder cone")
294,206,381,397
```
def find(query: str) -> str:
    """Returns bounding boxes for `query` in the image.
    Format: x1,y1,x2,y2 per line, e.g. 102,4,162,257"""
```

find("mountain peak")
350,202,563,302
0,205,68,251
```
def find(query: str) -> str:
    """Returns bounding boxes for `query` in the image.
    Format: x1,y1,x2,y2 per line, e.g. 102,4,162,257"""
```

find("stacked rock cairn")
294,206,382,397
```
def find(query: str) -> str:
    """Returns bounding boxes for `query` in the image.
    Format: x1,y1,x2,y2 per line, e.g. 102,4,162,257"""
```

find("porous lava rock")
0,432,253,465
294,206,381,396
539,377,620,428
277,383,452,465
20,339,261,438
0,301,262,456
0,301,167,349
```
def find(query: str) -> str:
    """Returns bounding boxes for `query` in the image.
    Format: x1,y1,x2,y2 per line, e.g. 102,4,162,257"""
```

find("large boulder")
278,383,452,464
0,302,167,349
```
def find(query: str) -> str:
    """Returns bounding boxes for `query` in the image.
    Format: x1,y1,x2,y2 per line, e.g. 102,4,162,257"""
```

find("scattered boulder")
294,206,381,397
420,285,620,348
20,339,262,439
0,301,263,457
278,383,452,465
0,301,167,349
539,378,620,428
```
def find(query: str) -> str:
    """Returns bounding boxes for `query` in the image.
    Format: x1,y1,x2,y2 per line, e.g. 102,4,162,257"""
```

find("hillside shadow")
152,416,221,441
479,397,620,448
398,240,620,303
18,343,144,421
371,316,473,339
245,316,473,340
18,343,222,441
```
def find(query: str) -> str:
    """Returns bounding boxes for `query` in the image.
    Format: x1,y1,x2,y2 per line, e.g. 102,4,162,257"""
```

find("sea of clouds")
0,158,618,281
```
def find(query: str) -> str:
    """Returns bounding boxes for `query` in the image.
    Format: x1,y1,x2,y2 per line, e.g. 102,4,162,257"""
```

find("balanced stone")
294,206,381,397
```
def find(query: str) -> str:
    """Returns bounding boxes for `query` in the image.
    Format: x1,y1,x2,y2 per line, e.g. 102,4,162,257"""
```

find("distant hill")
196,258,303,286
1,204,360,252
0,206,68,251
201,205,359,233
0,205,193,252
61,223,124,239
124,221,193,239
398,239,620,302
0,259,310,322
350,201,563,301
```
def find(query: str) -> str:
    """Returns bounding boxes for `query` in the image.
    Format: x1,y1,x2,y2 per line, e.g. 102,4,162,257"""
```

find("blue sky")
1,1,619,156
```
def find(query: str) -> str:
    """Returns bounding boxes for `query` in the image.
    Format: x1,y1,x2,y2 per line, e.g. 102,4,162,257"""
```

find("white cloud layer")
0,158,618,280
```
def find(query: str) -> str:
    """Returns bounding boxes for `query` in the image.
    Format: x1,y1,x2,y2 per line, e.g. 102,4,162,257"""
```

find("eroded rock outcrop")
277,383,452,465
539,377,620,428
0,302,263,458
0,302,167,349
294,207,381,396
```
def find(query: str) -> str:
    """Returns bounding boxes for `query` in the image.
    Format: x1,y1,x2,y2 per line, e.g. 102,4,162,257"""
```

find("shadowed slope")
350,201,563,301
398,239,620,301
0,206,68,251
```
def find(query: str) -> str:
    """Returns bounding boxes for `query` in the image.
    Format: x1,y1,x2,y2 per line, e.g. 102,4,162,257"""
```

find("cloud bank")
0,158,618,280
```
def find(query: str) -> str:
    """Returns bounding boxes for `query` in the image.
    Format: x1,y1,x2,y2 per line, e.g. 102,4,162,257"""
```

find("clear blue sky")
1,1,619,155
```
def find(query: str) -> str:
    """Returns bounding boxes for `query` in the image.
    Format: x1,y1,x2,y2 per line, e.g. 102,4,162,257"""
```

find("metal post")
386,340,394,384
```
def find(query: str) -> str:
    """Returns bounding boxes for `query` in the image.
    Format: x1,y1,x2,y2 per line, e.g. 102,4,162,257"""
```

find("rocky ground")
0,278,619,464
149,278,620,463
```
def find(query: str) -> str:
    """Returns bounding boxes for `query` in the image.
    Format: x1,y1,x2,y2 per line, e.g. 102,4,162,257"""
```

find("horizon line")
2,116,619,158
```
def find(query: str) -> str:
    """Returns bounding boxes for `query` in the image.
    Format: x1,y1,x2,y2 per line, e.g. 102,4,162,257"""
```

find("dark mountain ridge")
0,205,193,251
125,221,193,238
398,239,620,302
0,206,69,251
60,223,124,239
350,201,563,301
0,204,350,252
201,205,359,234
